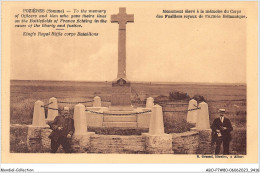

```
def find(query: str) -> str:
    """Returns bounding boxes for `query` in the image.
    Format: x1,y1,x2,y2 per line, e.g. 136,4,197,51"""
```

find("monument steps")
103,115,137,122
103,122,137,128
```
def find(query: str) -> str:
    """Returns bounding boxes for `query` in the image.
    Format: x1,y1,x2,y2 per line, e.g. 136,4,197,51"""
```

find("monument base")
110,77,133,108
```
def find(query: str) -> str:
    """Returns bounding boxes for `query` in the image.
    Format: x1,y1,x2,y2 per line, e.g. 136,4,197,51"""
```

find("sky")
10,2,247,83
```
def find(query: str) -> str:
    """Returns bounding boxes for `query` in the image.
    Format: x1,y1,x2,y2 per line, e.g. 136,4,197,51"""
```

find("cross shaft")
111,7,134,78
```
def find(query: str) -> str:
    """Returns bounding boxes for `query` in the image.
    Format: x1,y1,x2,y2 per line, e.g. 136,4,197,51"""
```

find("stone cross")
111,7,134,78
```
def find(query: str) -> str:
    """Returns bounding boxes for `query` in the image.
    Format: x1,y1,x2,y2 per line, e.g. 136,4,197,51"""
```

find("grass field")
10,80,246,154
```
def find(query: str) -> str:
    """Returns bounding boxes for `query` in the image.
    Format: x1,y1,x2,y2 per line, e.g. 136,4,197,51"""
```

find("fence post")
187,99,198,123
191,101,213,154
47,97,58,121
196,102,210,130
93,96,101,107
149,105,164,135
142,104,173,154
146,97,154,108
74,104,88,135
32,100,46,127
73,103,95,152
27,100,48,153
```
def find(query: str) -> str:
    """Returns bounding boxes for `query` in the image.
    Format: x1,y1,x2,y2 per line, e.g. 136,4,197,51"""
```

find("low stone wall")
11,125,205,154
27,125,51,153
171,131,199,154
89,134,146,153
196,129,214,154
10,124,28,153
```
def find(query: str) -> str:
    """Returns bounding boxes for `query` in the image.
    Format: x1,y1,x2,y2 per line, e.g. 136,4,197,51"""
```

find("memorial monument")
109,7,134,111
24,7,209,154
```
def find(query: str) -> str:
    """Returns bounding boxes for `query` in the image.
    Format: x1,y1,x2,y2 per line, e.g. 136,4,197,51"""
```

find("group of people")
48,107,233,155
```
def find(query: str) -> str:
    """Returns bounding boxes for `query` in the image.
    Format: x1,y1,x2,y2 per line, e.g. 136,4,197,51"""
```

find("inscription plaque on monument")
110,7,134,110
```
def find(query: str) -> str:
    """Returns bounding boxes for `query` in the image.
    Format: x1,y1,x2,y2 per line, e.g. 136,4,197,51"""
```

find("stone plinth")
141,104,172,153
48,103,96,153
93,96,101,107
32,100,47,127
110,78,133,111
196,102,210,130
47,97,58,121
186,99,198,123
74,104,87,135
192,101,212,154
142,133,173,154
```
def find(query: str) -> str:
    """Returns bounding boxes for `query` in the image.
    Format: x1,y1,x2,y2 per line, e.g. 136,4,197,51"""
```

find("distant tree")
154,95,169,103
192,95,206,102
169,91,190,101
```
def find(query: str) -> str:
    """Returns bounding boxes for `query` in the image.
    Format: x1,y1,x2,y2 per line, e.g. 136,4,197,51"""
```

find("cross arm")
111,14,119,23
126,14,134,23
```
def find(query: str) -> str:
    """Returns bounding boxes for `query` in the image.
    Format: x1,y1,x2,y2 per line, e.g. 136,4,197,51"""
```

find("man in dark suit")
49,107,75,153
211,109,233,155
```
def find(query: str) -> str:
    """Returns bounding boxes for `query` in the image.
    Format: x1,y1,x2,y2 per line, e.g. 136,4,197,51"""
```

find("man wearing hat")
211,109,233,155
49,107,75,153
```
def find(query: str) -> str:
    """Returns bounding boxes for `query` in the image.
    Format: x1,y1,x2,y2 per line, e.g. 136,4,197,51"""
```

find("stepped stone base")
104,115,137,122
103,122,137,128
102,110,138,128
103,110,137,115
86,107,152,128
109,106,134,111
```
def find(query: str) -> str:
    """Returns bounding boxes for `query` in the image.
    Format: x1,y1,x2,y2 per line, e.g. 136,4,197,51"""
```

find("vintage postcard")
1,1,258,166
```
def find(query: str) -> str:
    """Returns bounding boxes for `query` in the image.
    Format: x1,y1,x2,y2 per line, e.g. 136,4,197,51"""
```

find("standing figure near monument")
211,109,233,155
49,107,75,153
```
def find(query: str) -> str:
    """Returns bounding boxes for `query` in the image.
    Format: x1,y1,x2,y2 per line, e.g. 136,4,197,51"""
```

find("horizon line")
10,79,247,85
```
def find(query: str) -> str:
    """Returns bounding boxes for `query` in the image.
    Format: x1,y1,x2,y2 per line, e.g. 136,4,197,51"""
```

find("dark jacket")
211,117,233,143
49,115,75,141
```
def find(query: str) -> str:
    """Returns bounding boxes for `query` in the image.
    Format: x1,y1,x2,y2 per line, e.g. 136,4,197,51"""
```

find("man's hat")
218,109,226,113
